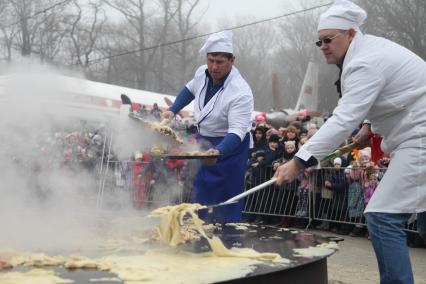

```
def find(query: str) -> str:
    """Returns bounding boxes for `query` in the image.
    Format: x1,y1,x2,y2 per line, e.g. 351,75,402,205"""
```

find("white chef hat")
317,0,367,32
199,30,233,54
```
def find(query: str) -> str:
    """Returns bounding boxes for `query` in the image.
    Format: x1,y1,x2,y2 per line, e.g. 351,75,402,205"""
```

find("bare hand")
161,111,175,125
353,124,371,148
273,159,301,186
201,148,220,166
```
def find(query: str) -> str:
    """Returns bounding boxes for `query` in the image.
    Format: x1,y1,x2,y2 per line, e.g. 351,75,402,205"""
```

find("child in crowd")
346,160,366,237
364,172,378,205
273,140,297,171
251,126,267,157
282,125,300,150
278,127,287,142
248,150,266,186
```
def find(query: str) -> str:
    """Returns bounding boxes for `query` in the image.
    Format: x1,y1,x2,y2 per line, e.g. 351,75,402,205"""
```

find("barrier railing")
98,159,193,209
101,161,419,234
243,165,418,234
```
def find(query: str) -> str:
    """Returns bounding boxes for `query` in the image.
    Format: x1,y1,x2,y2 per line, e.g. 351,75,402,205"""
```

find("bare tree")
102,0,202,93
271,5,340,113
7,0,72,58
172,0,203,86
103,0,154,89
360,0,426,60
232,21,278,111
68,0,106,74
35,9,69,63
0,2,18,62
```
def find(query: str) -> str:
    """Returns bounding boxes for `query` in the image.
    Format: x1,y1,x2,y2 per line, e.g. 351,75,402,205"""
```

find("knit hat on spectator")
333,157,342,166
266,128,279,140
300,128,308,136
255,114,266,123
269,134,280,143
255,150,265,158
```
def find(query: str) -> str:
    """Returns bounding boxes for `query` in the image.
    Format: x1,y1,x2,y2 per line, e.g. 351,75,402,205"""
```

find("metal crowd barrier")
243,165,419,234
97,159,193,209
99,160,419,235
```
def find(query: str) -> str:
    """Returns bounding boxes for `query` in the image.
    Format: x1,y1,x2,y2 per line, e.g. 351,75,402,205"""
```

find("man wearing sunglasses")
274,0,426,283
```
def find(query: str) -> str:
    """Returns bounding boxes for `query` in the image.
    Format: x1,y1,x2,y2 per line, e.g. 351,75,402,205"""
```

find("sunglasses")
315,33,343,47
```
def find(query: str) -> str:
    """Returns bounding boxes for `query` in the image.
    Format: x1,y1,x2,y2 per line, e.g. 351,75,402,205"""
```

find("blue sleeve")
169,87,195,114
214,133,241,158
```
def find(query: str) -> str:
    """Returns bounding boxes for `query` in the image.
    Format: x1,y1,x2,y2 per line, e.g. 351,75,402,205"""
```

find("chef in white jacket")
274,1,426,283
163,30,254,223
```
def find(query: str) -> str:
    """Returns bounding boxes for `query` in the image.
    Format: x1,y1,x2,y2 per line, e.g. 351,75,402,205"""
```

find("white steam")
0,61,177,254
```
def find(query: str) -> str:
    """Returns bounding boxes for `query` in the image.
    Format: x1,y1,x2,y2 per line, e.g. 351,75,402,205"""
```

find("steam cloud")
0,61,179,254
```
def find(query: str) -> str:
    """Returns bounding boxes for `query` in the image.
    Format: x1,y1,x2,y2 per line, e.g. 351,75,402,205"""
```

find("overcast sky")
200,0,301,30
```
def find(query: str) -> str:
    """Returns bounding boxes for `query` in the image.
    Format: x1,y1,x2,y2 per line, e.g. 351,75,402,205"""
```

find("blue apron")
193,133,250,224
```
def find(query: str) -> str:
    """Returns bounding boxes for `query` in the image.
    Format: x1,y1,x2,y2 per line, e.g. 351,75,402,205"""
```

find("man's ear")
348,28,357,42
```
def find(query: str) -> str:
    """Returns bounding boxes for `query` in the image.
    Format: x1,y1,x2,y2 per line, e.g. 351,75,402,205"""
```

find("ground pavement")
306,229,426,284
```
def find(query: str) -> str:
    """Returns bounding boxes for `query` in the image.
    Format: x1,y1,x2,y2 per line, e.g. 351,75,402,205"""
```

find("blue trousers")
366,212,426,284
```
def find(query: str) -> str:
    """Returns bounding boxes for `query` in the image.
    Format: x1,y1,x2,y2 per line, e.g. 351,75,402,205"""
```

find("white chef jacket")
186,65,254,141
296,32,426,214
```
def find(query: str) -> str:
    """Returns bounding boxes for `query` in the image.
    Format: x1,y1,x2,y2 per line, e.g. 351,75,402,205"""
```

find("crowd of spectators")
29,121,107,173
113,103,197,209
242,113,423,247
34,103,422,246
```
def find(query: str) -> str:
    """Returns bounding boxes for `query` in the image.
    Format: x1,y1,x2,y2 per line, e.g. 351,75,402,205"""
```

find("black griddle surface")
2,225,336,283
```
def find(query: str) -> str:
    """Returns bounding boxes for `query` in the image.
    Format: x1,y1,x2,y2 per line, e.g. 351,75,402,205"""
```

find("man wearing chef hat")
163,30,254,224
274,0,426,283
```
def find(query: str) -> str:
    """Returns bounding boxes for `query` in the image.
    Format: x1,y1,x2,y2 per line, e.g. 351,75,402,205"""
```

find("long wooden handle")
320,143,355,166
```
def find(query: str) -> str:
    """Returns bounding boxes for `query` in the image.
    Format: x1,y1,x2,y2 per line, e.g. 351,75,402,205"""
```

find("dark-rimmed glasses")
315,33,343,47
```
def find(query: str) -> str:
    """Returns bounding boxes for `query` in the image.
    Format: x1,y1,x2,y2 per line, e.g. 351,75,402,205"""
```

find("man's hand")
273,162,281,171
273,159,301,186
161,111,175,125
201,148,220,166
353,124,371,148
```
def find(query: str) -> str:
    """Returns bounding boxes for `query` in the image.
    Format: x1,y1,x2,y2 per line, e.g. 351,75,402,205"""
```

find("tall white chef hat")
317,0,367,31
199,30,233,54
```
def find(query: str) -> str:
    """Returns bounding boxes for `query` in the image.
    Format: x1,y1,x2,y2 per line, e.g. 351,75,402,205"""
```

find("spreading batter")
150,203,283,261
0,203,294,283
0,269,73,284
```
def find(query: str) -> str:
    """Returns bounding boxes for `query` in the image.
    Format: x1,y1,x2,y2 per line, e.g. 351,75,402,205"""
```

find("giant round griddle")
3,225,337,284
185,225,336,284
